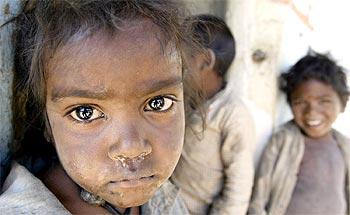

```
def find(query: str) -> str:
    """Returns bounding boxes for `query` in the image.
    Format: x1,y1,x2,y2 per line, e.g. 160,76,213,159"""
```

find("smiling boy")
249,52,350,215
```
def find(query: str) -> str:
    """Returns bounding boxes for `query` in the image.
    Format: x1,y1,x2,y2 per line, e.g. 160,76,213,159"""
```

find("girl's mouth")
107,175,157,189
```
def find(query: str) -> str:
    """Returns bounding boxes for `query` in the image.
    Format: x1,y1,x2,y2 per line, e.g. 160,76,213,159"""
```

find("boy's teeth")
307,120,321,126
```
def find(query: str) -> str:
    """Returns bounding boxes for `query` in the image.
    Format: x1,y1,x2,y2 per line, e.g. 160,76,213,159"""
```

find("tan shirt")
0,163,188,215
172,89,255,215
249,121,350,215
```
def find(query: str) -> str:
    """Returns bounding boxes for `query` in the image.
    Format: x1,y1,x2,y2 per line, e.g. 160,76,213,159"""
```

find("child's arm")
248,132,284,215
209,102,255,215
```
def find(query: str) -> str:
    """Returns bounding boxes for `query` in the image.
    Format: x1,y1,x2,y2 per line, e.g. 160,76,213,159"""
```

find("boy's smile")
45,20,184,209
291,79,343,138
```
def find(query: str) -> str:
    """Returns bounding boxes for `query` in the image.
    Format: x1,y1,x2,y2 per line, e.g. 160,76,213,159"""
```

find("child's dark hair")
280,51,349,108
183,14,236,78
11,0,202,175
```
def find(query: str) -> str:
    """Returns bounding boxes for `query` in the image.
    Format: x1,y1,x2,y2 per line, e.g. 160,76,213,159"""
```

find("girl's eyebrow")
50,76,183,102
50,88,112,102
139,76,183,96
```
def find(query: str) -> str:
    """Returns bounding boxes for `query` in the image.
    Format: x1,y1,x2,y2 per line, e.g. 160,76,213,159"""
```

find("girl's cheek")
163,110,184,148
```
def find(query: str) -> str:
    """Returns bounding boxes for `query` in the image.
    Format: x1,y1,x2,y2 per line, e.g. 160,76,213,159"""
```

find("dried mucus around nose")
116,152,147,170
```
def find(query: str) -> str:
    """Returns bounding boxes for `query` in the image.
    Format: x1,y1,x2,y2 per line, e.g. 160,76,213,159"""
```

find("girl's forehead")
46,21,183,101
49,20,181,72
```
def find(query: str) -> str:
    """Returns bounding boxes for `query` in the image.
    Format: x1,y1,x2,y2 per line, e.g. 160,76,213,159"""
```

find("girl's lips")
107,175,157,189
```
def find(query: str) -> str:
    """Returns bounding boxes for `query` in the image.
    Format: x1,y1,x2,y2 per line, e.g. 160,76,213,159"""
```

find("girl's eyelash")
64,105,105,124
144,95,178,113
163,95,179,102
63,95,177,124
68,116,91,124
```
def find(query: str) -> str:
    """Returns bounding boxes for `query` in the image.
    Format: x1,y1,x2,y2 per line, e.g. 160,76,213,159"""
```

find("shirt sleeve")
248,131,283,215
209,101,255,215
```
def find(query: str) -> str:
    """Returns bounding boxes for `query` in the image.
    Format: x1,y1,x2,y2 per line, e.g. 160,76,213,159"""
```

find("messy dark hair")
183,14,236,78
11,0,203,175
280,51,349,108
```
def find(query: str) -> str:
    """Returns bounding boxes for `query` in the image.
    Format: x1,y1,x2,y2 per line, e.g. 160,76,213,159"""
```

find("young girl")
0,1,200,214
172,15,255,215
249,52,350,215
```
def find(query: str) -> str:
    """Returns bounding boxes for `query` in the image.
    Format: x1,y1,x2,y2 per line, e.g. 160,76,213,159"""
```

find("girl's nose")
107,124,152,162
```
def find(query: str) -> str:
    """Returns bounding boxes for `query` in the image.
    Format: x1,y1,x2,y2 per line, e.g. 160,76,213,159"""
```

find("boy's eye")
144,96,174,112
292,101,299,106
320,99,331,104
292,100,304,106
69,106,104,122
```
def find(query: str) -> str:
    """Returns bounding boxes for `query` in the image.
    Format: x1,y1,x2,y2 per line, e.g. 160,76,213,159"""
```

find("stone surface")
0,0,22,182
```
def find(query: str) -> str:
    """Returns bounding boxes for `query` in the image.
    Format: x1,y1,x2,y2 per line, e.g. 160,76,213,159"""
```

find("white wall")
226,0,287,166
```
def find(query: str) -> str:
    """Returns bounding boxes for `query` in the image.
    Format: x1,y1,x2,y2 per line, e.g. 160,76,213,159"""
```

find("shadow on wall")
184,0,227,19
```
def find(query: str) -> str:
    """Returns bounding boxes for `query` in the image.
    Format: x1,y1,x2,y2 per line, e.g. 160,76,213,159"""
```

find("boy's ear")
340,96,347,113
200,49,216,71
341,105,345,113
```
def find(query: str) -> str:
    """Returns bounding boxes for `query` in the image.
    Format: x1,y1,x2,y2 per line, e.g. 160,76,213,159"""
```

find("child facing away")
171,14,255,215
249,52,350,215
0,0,203,214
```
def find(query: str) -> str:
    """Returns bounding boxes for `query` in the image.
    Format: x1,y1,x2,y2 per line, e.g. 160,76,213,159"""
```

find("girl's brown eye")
144,96,174,112
77,106,93,119
69,105,104,122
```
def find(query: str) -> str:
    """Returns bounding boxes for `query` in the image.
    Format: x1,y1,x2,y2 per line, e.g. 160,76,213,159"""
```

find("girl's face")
290,79,343,138
45,21,185,208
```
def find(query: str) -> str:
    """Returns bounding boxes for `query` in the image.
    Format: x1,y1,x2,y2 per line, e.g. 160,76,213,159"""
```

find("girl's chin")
101,187,157,208
107,197,150,209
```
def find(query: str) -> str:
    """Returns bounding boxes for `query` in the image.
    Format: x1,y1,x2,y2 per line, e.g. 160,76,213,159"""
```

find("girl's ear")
44,111,54,144
207,49,216,70
200,49,216,71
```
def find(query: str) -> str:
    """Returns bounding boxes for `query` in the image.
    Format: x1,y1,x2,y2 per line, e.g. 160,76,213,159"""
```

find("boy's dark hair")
184,14,236,78
11,0,202,175
280,51,349,108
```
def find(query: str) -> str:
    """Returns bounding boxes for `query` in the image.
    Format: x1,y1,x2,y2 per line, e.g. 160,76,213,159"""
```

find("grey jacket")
0,162,188,215
248,121,350,215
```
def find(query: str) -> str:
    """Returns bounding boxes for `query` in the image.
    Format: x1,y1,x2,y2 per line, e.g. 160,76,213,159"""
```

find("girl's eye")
69,106,104,122
144,96,174,112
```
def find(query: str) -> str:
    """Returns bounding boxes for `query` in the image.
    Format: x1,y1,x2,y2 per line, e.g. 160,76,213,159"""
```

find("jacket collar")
141,180,180,214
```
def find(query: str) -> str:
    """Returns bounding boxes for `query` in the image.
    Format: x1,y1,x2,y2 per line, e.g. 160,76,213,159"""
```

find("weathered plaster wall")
226,0,287,166
0,0,22,180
